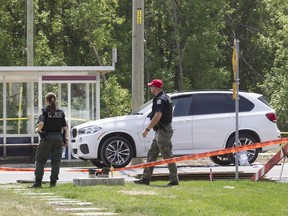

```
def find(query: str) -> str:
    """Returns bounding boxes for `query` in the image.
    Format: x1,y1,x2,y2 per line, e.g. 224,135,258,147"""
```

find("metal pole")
234,39,240,180
67,83,71,160
3,77,7,158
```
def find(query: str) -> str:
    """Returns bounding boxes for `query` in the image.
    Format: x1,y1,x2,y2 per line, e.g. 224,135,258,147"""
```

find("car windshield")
129,99,152,115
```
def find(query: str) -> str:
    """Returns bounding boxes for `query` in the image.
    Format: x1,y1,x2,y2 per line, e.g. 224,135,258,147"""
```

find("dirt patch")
118,190,158,196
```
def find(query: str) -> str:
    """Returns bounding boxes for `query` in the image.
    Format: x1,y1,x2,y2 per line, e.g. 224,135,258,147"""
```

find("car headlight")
78,126,102,134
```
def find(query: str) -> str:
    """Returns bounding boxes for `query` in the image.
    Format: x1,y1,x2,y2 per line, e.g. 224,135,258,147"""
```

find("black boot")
134,178,150,185
29,179,42,188
50,180,56,187
167,181,179,186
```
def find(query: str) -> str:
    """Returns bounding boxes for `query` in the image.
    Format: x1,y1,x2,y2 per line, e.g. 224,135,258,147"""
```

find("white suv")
71,91,281,168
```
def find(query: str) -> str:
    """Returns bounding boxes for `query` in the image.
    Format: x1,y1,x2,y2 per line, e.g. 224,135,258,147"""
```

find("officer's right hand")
62,138,68,147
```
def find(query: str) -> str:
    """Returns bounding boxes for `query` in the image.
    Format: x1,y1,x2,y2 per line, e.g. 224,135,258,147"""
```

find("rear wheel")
209,155,232,166
227,134,259,164
100,136,133,168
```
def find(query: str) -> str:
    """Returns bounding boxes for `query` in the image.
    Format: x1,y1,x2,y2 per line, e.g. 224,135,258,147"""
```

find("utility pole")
132,0,144,111
27,0,34,66
131,0,144,165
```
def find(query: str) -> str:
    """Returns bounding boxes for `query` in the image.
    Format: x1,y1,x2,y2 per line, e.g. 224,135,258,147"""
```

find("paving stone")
55,207,107,211
73,177,124,186
71,213,117,216
0,185,24,189
47,200,85,204
48,202,94,206
40,197,71,201
22,192,55,196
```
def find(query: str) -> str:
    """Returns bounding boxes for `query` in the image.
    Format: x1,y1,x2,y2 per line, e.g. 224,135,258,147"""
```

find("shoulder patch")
157,99,162,105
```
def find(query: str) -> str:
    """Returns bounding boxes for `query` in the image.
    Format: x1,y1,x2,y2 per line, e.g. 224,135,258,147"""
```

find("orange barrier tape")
0,167,50,172
67,168,102,173
115,137,288,171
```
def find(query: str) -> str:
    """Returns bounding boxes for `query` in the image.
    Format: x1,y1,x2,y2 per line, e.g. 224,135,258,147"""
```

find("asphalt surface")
1,160,288,184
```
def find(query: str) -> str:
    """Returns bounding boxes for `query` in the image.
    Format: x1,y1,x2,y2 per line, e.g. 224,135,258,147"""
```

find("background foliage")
0,0,287,131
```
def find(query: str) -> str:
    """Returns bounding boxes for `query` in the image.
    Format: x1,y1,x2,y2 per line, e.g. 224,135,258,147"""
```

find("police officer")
134,79,179,186
30,92,68,188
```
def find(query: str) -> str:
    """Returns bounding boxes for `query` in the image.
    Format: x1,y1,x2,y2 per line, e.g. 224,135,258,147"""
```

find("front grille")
72,128,77,138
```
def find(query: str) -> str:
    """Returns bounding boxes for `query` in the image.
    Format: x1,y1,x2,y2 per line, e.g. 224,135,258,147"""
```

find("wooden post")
131,0,145,165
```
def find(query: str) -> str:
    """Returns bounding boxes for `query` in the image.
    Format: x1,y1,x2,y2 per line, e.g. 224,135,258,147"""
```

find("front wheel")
100,136,133,168
227,134,259,164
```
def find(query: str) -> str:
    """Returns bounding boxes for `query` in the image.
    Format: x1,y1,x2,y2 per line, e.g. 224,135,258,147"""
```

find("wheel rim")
232,137,257,161
210,155,231,165
105,140,131,166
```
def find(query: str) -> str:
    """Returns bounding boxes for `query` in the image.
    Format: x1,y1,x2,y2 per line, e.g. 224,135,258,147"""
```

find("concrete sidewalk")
1,161,288,184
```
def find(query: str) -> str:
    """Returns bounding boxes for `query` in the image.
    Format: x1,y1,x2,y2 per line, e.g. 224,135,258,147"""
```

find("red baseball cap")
147,79,164,88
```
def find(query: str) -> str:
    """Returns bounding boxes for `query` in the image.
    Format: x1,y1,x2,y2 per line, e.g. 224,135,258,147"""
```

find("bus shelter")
0,66,114,162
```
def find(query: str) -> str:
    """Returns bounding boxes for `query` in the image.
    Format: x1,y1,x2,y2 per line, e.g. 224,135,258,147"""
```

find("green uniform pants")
143,124,179,183
35,134,62,183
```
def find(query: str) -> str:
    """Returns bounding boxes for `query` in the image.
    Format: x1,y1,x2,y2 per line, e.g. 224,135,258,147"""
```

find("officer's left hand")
142,130,148,138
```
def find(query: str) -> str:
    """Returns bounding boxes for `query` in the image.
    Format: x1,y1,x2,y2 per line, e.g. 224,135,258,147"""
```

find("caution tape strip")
115,137,288,171
2,138,287,173
0,167,50,172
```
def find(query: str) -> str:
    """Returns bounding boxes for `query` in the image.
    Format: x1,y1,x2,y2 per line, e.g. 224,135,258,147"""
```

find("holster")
38,131,48,139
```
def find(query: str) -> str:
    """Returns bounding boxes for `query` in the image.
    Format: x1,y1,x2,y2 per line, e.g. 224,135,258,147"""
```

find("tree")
258,0,288,132
143,0,231,92
100,76,131,117
222,0,273,92
0,1,26,66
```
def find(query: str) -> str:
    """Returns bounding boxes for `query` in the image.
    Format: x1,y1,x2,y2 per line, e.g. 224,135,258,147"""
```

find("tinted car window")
193,93,254,115
257,96,271,107
172,95,193,117
239,95,255,111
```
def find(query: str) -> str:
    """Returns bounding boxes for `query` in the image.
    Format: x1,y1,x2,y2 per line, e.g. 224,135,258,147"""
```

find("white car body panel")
71,91,281,166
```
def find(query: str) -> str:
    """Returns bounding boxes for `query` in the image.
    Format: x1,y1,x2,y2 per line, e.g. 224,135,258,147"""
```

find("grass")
0,186,67,216
1,180,287,216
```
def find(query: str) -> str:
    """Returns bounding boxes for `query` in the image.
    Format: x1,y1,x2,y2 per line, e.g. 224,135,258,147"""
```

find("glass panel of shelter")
42,82,97,128
0,83,3,135
41,81,97,160
1,79,97,160
0,81,38,161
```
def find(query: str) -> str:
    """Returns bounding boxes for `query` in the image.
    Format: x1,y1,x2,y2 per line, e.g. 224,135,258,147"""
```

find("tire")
209,155,232,166
89,159,105,168
227,134,259,164
100,136,133,168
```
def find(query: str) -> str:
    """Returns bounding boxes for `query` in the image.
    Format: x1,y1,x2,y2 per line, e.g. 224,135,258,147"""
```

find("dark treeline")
0,0,287,131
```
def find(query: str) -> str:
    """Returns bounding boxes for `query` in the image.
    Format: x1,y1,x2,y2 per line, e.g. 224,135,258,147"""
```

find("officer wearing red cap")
134,79,179,186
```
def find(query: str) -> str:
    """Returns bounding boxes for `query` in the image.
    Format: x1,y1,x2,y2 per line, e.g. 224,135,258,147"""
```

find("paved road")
1,161,288,184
